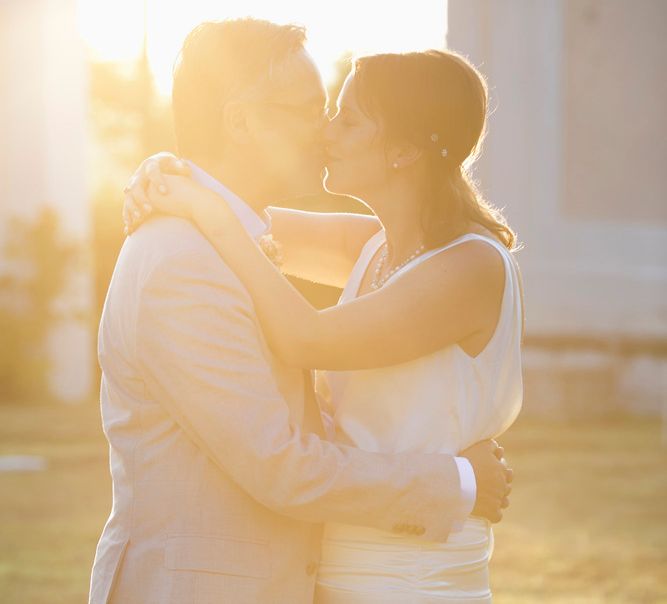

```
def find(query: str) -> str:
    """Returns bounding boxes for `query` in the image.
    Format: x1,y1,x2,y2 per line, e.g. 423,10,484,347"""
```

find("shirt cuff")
451,456,477,532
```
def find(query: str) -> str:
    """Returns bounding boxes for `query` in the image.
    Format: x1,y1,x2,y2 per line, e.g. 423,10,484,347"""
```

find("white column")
0,0,92,402
447,0,667,339
447,1,667,416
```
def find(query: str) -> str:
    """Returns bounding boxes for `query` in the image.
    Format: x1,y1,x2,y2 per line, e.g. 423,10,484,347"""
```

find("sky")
77,0,448,95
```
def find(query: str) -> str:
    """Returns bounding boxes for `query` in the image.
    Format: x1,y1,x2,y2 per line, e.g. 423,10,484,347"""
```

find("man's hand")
460,439,512,523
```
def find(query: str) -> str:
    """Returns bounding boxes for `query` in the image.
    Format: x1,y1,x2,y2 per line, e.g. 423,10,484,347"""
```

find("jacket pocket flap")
164,535,270,579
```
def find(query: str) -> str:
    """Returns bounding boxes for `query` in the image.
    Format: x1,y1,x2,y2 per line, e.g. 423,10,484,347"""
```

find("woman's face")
323,73,390,198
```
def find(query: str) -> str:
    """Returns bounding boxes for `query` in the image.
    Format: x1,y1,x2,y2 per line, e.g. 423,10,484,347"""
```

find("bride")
125,49,523,602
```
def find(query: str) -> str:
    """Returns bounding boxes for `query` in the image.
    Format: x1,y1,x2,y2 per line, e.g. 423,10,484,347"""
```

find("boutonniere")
258,233,284,268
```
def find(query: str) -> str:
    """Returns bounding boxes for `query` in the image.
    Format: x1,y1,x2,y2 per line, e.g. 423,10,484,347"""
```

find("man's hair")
172,18,306,159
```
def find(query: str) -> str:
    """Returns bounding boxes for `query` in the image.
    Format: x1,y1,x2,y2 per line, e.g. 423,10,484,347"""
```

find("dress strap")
339,229,386,303
383,233,507,286
382,232,523,359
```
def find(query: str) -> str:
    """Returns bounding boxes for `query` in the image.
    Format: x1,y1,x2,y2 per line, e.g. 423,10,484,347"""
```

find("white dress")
314,231,523,603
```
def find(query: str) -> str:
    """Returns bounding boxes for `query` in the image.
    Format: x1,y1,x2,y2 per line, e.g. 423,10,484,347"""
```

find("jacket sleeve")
136,248,463,541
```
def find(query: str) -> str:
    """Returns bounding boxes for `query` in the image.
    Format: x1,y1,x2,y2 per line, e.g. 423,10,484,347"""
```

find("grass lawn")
0,403,665,603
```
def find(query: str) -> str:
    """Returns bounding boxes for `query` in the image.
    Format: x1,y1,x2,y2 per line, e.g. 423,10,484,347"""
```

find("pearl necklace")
370,242,426,290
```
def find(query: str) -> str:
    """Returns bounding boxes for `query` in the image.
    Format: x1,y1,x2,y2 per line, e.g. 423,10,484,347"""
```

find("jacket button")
306,562,318,576
392,523,406,533
415,526,426,536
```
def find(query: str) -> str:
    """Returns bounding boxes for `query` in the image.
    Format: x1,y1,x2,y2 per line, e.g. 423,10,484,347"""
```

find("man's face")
243,50,328,201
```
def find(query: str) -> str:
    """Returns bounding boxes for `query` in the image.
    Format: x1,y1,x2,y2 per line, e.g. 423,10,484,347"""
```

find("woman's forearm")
267,207,381,287
192,198,328,368
185,187,500,372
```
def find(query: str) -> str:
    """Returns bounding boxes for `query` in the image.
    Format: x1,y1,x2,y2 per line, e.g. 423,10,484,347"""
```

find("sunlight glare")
77,0,446,95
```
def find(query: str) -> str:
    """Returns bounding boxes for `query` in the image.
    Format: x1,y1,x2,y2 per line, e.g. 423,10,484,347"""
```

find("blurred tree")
89,59,176,322
0,208,82,403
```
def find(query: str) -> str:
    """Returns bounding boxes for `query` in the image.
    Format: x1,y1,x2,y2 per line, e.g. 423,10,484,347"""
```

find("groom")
90,18,511,604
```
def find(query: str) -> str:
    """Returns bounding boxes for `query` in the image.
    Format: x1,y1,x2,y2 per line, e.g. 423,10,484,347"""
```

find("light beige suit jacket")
89,216,462,604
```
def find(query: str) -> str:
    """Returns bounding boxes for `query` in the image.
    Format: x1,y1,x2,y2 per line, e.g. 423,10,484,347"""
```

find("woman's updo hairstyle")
352,49,516,250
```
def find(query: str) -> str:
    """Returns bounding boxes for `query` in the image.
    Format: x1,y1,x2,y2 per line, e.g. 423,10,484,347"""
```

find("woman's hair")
172,19,306,159
353,50,517,250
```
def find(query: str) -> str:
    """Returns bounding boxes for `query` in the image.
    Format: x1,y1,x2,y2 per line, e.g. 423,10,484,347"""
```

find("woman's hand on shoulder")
123,152,191,234
143,174,243,246
143,173,206,221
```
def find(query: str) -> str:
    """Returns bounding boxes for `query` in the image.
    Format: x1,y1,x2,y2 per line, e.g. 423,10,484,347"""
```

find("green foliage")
0,208,82,403
90,60,176,170
89,59,176,321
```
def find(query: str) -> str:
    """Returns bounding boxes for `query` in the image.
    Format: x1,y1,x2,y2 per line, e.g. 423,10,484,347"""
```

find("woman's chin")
323,168,347,195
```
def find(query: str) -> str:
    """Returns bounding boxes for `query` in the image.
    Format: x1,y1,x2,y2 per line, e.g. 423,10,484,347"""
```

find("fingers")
473,486,510,522
496,477,512,514
123,152,187,236
123,191,152,235
123,193,144,233
133,180,153,210
178,159,191,175
147,154,190,192
473,503,502,524
122,193,132,234
146,160,168,195
489,508,503,524
173,158,191,176
157,153,191,176
485,439,504,460
505,467,514,483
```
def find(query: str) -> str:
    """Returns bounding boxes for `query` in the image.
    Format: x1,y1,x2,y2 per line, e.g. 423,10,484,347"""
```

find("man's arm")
137,247,468,541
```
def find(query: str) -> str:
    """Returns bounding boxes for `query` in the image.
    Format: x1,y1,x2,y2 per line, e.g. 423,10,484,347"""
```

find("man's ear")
221,100,252,145
389,141,423,170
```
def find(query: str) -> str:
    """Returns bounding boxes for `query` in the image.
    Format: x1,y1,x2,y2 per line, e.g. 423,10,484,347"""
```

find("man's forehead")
264,49,326,104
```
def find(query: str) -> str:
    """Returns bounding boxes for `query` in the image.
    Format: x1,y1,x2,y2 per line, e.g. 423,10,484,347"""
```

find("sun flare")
76,0,447,95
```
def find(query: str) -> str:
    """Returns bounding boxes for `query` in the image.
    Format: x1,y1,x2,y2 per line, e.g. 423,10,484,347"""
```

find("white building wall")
447,0,667,415
0,0,92,402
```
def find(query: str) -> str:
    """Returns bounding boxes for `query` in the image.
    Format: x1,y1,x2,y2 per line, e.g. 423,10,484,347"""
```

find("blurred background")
0,0,665,602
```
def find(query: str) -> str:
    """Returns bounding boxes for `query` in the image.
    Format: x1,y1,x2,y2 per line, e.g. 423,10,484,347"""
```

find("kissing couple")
91,16,522,604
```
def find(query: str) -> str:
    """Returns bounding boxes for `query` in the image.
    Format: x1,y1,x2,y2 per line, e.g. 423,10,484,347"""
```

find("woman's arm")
121,152,381,287
147,175,505,370
267,207,381,287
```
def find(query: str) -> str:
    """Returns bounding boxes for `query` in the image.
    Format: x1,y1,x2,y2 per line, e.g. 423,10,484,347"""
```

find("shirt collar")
187,161,271,240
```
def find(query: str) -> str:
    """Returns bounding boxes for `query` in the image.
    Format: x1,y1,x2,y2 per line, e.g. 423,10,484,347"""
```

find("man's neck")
191,155,269,216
